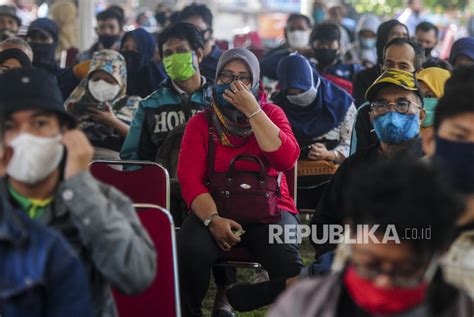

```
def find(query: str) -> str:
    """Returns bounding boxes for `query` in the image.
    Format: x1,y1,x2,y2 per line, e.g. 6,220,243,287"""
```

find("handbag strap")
228,154,267,179
207,113,216,179
207,112,282,197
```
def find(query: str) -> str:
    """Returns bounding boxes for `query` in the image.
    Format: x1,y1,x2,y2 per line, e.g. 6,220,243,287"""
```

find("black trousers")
177,211,304,316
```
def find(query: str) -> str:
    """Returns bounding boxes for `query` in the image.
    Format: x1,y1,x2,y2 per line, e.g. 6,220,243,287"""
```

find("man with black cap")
0,68,157,317
310,68,426,256
26,17,86,100
26,17,61,74
0,5,21,41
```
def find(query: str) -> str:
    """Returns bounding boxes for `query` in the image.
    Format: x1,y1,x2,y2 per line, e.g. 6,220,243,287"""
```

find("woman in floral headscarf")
65,49,141,159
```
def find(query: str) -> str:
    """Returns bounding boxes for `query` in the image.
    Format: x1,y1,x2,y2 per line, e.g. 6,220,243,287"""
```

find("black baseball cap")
0,68,75,127
27,18,59,42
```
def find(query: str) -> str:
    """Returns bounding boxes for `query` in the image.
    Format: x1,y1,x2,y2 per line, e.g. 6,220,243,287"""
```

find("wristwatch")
204,213,219,227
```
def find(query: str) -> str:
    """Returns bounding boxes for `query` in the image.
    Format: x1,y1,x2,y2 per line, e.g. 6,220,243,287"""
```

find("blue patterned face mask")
214,83,234,109
313,9,326,24
374,111,420,144
422,98,438,128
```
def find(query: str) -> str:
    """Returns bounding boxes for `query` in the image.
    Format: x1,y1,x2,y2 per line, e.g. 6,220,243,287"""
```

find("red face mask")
343,265,427,315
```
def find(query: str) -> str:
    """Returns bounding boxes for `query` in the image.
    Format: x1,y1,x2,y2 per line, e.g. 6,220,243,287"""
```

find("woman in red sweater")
177,48,304,316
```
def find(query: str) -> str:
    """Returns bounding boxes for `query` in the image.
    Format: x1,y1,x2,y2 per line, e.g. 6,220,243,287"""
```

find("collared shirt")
171,76,207,97
8,182,53,220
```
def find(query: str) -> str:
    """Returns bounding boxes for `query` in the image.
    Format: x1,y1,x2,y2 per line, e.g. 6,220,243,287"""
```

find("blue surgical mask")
374,111,420,144
434,137,474,194
422,98,438,128
313,9,326,24
360,37,376,49
214,83,234,109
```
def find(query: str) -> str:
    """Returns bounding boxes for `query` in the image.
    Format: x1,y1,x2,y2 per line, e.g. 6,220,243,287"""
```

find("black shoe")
227,278,287,312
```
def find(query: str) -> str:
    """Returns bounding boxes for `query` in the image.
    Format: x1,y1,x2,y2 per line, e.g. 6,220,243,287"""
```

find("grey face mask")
287,87,318,106
286,76,320,107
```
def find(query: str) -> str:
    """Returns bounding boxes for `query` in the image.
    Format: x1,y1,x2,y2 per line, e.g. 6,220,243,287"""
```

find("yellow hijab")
416,67,451,98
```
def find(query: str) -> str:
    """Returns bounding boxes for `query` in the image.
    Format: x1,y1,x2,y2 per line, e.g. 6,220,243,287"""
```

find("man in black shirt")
312,68,426,256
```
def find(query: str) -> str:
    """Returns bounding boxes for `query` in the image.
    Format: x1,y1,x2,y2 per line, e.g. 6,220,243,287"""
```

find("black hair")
287,13,311,28
345,158,464,254
422,58,452,71
96,8,124,28
416,21,439,39
179,3,213,28
383,37,425,71
169,11,181,25
434,64,474,131
311,22,341,44
157,22,204,58
376,20,409,65
107,5,125,20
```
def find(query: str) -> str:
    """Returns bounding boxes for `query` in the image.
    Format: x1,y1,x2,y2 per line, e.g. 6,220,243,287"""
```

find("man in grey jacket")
0,68,156,317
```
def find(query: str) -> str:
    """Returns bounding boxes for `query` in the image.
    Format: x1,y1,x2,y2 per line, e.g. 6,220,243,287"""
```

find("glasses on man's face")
218,71,252,85
200,28,211,41
351,259,427,288
371,100,422,115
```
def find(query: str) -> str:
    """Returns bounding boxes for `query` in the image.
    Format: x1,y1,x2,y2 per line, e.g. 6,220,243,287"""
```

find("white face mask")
287,30,310,49
286,75,320,107
6,133,64,185
287,87,318,107
440,231,474,298
88,79,120,102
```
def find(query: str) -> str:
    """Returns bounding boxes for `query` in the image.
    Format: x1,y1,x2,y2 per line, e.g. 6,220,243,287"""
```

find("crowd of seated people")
0,1,473,317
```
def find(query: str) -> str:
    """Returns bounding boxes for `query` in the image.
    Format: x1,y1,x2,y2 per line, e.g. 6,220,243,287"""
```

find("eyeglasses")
200,27,211,38
371,100,422,115
218,71,252,85
351,260,428,288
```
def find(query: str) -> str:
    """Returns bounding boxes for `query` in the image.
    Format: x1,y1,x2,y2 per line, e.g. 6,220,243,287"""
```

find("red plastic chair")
112,203,180,317
215,39,229,51
89,160,170,210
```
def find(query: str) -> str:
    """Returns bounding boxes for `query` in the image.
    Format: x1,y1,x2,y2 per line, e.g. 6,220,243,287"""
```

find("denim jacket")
0,192,93,317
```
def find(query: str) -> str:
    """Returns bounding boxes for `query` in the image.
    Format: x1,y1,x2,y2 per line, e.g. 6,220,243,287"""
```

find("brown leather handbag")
206,124,282,225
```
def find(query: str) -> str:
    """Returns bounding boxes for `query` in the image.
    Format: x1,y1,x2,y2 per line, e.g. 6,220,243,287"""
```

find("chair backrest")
113,204,181,317
90,160,170,210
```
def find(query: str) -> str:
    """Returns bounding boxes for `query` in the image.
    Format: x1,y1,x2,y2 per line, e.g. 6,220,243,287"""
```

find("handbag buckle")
240,183,251,190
